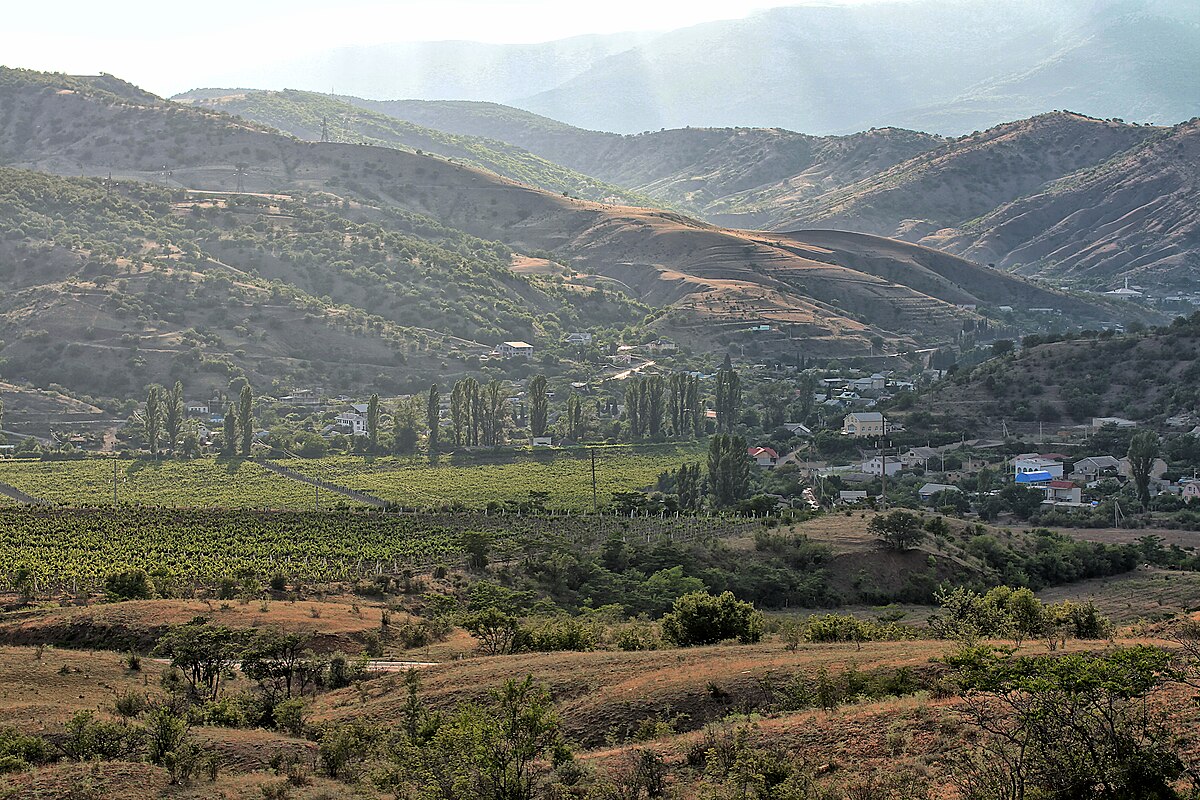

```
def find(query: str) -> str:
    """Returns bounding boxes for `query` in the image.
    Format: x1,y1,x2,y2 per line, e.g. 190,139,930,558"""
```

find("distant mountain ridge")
193,0,1199,136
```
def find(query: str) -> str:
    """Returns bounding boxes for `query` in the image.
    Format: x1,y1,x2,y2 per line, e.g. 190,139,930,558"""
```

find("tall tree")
1127,431,1160,507
163,381,184,454
677,462,703,511
714,354,741,433
687,375,704,437
668,373,686,437
450,378,472,447
426,384,440,457
481,380,508,447
222,404,236,457
707,434,750,508
393,397,421,455
564,394,584,442
237,385,253,457
528,375,549,439
624,379,643,439
367,393,381,453
144,385,163,456
644,375,665,440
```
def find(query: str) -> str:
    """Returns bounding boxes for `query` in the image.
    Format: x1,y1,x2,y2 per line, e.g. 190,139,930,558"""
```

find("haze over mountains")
198,0,1199,136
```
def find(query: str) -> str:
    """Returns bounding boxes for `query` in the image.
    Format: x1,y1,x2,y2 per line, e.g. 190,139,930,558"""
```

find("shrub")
660,591,764,646
104,568,154,601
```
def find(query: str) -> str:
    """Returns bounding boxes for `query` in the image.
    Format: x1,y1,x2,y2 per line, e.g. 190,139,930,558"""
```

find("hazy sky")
0,0,901,95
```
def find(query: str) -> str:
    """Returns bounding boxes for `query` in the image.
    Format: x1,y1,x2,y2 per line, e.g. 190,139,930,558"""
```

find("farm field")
275,444,704,509
0,457,317,508
0,505,754,592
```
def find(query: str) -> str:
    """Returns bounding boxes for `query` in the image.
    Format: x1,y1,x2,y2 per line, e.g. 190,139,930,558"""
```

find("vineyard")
0,458,323,508
0,506,759,592
275,445,704,510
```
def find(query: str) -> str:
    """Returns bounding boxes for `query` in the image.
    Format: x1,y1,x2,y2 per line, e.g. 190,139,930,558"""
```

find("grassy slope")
182,89,659,209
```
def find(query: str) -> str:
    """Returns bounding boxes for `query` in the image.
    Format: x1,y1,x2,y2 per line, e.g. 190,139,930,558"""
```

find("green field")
0,505,751,590
0,458,316,508
275,445,704,510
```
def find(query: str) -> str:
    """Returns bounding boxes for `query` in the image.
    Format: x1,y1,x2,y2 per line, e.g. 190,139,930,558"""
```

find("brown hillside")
772,112,1160,238
927,119,1200,288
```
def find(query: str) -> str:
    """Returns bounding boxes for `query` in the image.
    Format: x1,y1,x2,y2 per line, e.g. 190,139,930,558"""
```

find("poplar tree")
528,375,549,439
238,385,253,456
144,385,162,455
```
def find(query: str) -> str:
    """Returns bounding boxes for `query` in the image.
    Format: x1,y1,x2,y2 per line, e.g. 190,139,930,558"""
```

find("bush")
104,568,154,601
660,591,764,646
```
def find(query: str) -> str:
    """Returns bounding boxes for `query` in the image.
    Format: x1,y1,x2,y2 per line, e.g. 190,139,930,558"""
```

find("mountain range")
181,88,1200,290
194,0,1200,136
0,66,1130,409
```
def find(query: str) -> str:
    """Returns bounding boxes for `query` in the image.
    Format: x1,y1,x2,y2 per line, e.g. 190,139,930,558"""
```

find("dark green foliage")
868,510,927,551
660,590,764,646
104,568,154,601
948,646,1190,800
707,434,750,507
714,354,741,434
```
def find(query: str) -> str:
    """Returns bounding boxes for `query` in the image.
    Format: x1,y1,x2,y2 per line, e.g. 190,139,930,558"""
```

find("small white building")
645,338,677,353
563,332,592,345
496,341,535,359
185,402,210,417
838,490,868,505
335,412,368,436
860,455,902,477
842,412,886,437
782,422,812,437
1091,416,1137,430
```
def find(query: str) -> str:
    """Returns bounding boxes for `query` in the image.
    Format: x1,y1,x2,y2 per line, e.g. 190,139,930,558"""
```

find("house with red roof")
747,446,779,467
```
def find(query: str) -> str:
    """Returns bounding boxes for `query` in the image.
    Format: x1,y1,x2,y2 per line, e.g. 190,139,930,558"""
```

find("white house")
860,455,902,477
496,341,534,359
532,436,553,447
1043,480,1083,505
1182,481,1200,503
563,332,592,345
1014,456,1064,480
748,446,779,467
838,490,868,505
335,412,368,436
185,402,210,416
842,412,886,437
1070,456,1120,481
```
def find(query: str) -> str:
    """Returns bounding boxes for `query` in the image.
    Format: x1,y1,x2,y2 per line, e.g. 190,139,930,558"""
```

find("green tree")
427,384,441,457
714,354,741,433
144,385,162,455
221,404,236,457
163,381,184,455
661,591,764,646
1127,430,1160,508
868,510,926,551
461,607,522,655
564,393,585,441
528,375,548,439
481,380,508,447
367,393,381,453
237,384,253,457
153,623,239,701
393,396,420,455
707,434,750,507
